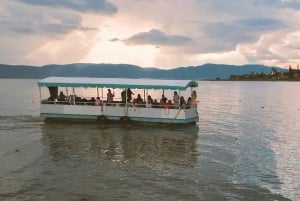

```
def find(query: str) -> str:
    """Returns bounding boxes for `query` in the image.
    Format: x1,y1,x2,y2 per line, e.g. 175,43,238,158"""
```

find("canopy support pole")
101,88,104,113
38,87,41,103
143,89,145,104
146,89,148,105
125,88,128,116
72,87,75,105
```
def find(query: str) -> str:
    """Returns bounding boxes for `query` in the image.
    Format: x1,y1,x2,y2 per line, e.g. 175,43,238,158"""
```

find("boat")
37,77,199,124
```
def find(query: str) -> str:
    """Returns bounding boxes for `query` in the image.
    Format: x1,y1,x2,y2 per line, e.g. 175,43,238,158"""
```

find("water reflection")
1,79,298,200
41,123,199,167
39,122,291,200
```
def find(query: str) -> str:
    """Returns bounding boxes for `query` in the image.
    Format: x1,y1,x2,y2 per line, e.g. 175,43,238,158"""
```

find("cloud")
197,0,300,12
0,1,103,65
0,2,97,36
238,31,300,66
15,0,117,14
109,0,289,54
237,18,285,30
26,31,98,66
252,0,300,10
200,18,286,50
122,29,194,46
1,0,300,68
109,38,120,42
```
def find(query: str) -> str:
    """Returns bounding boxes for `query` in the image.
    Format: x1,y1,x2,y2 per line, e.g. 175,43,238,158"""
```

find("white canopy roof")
38,77,198,90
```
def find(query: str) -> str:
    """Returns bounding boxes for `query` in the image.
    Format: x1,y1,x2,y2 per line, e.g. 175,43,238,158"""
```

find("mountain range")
0,63,285,80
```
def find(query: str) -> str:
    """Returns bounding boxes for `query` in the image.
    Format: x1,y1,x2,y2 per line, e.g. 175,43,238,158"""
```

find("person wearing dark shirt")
127,88,134,102
136,94,143,106
58,91,66,101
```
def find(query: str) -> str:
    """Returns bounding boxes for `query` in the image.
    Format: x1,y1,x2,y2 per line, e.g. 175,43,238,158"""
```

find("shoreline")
210,78,300,81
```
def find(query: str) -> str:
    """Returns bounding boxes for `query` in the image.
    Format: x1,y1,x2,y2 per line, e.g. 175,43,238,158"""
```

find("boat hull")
40,104,199,124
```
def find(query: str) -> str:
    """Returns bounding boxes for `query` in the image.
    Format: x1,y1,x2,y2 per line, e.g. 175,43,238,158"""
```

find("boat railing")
41,99,194,109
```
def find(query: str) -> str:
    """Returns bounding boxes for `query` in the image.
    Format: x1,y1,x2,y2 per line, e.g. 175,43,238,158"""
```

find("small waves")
0,115,44,131
0,115,43,122
0,80,299,200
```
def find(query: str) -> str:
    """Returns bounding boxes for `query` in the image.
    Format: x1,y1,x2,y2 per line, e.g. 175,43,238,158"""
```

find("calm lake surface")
0,79,299,201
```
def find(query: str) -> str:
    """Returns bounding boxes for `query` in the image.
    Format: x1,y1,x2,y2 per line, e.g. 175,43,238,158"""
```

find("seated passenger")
166,100,174,109
75,96,82,104
180,96,187,109
67,95,77,104
152,99,160,108
186,97,192,108
48,96,55,102
81,98,87,105
95,97,102,106
147,95,153,104
58,91,66,101
160,94,167,104
136,94,143,106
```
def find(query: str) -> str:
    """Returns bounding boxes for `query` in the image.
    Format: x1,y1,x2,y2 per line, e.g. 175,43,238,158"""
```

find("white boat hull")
40,103,199,124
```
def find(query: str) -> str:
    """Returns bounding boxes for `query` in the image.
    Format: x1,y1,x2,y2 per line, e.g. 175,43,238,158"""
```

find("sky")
1,0,300,69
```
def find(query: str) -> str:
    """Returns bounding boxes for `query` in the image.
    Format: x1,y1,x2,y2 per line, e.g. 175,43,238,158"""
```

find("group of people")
54,89,197,109
122,89,197,109
54,90,113,106
159,90,197,109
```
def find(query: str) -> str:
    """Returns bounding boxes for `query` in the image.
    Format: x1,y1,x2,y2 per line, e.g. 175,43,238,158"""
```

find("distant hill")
0,63,286,80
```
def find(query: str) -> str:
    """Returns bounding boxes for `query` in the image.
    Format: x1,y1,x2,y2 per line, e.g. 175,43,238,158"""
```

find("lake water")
0,79,299,201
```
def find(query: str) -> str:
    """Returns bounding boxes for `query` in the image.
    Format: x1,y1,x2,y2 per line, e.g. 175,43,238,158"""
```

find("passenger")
81,98,87,104
127,88,134,102
67,95,75,104
173,91,180,108
132,98,137,105
147,95,153,104
58,91,66,101
48,96,55,102
107,89,114,103
167,100,174,109
136,94,143,105
186,97,192,108
160,94,167,104
95,97,102,106
191,90,197,107
121,90,126,103
152,99,160,108
180,96,186,109
75,96,82,104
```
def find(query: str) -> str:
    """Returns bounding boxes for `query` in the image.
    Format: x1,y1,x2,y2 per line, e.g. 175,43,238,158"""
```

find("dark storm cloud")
16,0,117,13
123,29,194,46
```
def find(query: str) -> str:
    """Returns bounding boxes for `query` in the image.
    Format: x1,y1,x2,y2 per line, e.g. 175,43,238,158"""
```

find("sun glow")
81,28,160,67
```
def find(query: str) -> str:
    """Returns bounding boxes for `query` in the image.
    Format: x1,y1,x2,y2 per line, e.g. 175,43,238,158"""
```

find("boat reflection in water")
39,123,200,200
41,122,199,169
